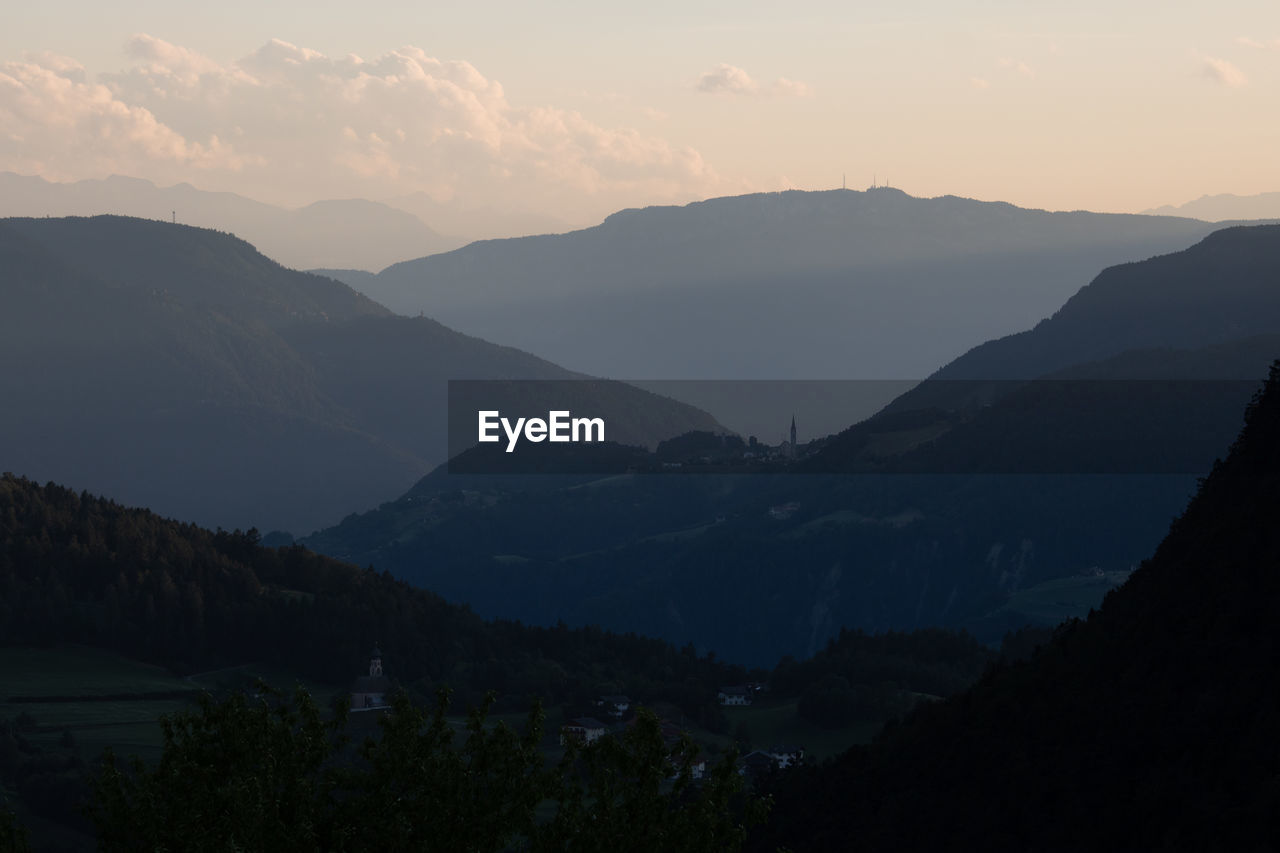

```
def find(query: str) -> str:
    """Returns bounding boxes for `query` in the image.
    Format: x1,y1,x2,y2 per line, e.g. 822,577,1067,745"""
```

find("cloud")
771,77,813,98
1236,36,1280,50
0,37,727,217
696,63,758,95
694,63,812,97
997,58,1035,77
1197,53,1248,87
971,58,1032,89
0,51,249,181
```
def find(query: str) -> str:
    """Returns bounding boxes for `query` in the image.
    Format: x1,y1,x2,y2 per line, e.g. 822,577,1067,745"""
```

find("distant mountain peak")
0,171,459,270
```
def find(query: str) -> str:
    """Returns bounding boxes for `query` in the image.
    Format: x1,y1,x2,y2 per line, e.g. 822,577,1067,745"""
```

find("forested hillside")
0,474,749,718
754,362,1280,850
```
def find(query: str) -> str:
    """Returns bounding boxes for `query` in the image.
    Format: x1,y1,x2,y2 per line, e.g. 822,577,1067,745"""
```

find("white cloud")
0,37,727,217
1197,53,1248,87
694,63,812,97
0,51,249,182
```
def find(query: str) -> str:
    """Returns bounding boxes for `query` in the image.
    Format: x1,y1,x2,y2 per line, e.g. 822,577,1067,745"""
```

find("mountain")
881,224,1280,414
0,471,750,706
0,172,460,271
352,188,1215,382
385,191,573,243
307,225,1280,665
0,470,999,849
1144,190,1280,221
0,216,722,534
754,361,1280,851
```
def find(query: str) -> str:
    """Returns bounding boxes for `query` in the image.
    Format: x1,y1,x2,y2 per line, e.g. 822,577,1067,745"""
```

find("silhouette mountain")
0,172,460,271
0,216,721,534
354,188,1215,380
755,361,1280,851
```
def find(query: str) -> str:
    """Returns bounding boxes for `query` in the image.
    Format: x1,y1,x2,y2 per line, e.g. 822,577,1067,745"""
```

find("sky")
2,0,1278,227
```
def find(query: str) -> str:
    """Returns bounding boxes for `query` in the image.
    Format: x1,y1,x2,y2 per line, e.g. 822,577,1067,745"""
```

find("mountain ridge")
356,188,1217,381
308,225,1280,664
0,215,722,534
0,172,460,271
1144,189,1280,221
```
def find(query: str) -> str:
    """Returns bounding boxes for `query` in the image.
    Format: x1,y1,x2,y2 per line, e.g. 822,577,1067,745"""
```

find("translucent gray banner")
446,378,1262,475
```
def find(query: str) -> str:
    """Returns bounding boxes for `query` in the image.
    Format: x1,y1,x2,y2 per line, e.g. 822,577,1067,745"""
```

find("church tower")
790,415,797,456
351,645,390,710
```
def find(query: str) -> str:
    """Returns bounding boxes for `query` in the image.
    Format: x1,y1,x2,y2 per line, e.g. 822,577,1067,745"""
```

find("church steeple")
352,645,390,711
790,415,797,450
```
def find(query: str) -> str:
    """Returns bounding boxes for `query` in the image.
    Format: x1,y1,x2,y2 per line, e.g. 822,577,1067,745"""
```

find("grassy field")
993,571,1132,625
724,699,883,761
1,645,201,762
1,647,872,773
0,646,345,763
0,646,192,700
184,661,339,705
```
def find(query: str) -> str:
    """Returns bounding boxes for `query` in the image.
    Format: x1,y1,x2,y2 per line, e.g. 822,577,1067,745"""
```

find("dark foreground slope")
755,364,1280,852
0,473,749,714
0,216,719,533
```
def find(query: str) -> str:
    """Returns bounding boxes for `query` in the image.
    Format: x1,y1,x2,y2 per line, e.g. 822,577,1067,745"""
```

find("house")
596,694,631,718
739,750,778,779
350,647,391,711
718,686,752,706
658,718,685,746
560,717,609,746
767,744,804,768
671,746,708,781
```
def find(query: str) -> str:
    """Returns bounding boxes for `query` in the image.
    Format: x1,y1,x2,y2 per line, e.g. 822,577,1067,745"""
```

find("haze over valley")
4,3,1280,850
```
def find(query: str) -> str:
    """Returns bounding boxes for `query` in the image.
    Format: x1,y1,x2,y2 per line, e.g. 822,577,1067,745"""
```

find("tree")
0,805,29,853
533,709,769,852
90,684,343,852
89,686,768,852
330,688,547,851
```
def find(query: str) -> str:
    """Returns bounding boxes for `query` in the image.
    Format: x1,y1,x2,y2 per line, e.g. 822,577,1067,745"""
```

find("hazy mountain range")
882,223,1280,413
307,225,1280,663
0,172,467,271
1144,190,1280,221
0,215,720,534
335,188,1219,386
